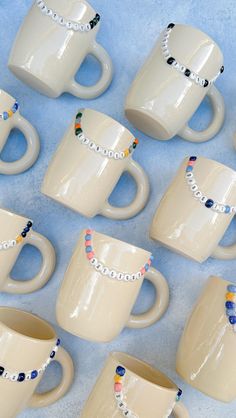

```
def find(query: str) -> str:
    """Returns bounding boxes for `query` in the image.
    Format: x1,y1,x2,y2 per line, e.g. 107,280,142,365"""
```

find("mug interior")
0,307,56,341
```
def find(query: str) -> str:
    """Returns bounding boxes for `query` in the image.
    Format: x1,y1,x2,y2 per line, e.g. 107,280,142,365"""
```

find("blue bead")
226,301,235,309
18,373,25,382
227,285,236,293
226,309,236,316
205,199,214,208
50,351,56,359
145,264,149,271
116,366,126,376
150,255,154,261
229,316,236,324
24,226,30,233
14,102,19,110
31,370,38,379
225,206,231,214
186,166,193,172
189,156,197,161
56,338,61,346
86,246,92,253
85,234,91,241
3,112,8,120
177,389,182,397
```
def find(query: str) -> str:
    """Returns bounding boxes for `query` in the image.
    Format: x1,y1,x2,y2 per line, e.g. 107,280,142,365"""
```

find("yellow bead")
226,292,236,302
124,149,129,157
16,236,23,243
114,375,122,383
8,110,13,117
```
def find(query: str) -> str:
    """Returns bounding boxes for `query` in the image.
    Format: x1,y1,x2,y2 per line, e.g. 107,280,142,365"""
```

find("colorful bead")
0,221,33,252
226,292,236,302
229,316,236,325
0,101,19,121
114,382,122,392
114,375,122,383
226,301,235,309
227,285,236,293
116,366,126,376
113,366,138,417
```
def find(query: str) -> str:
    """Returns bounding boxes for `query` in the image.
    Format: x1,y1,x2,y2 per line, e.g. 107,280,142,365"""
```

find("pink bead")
141,267,146,275
148,259,152,266
114,383,122,392
188,161,195,166
87,252,94,260
85,240,92,246
86,229,92,234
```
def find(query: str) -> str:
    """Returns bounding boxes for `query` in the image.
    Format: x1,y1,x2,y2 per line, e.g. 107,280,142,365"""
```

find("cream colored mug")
176,276,236,402
0,306,74,418
0,89,40,175
8,0,113,99
41,109,150,220
0,207,56,294
81,352,189,418
56,229,169,342
125,23,225,142
150,156,236,263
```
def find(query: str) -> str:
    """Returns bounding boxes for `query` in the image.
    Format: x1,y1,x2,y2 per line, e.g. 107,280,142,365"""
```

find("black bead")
205,199,214,208
24,226,30,233
21,231,27,238
204,80,209,88
167,23,175,29
93,18,97,25
90,20,95,29
50,351,56,359
185,69,191,77
27,221,33,228
167,57,175,65
96,13,100,21
189,156,197,161
18,373,25,382
0,367,4,376
220,65,224,73
133,143,137,149
177,389,183,398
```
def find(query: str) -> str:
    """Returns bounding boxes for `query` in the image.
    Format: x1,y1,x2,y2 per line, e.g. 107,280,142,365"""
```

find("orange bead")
114,375,122,383
16,236,23,243
75,123,81,129
226,292,236,302
134,138,139,144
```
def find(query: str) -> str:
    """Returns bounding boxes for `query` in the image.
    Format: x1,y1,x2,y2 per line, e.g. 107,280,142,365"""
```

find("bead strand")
0,221,33,251
0,339,61,383
0,101,19,121
36,0,100,32
162,23,224,88
185,157,236,215
85,230,153,282
225,285,236,331
114,366,138,418
75,111,139,160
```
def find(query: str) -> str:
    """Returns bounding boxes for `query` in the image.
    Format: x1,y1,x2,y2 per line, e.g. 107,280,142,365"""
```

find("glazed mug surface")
8,0,113,99
0,89,39,175
0,306,74,418
150,156,236,263
41,109,150,220
0,207,56,294
125,23,224,142
56,230,169,342
176,276,236,402
81,352,189,418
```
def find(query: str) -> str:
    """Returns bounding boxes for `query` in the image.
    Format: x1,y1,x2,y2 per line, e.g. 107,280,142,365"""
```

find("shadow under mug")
0,306,74,418
56,230,169,342
0,89,40,175
41,108,150,220
8,0,113,99
176,276,236,403
81,352,189,418
0,207,56,294
150,156,236,263
125,23,225,142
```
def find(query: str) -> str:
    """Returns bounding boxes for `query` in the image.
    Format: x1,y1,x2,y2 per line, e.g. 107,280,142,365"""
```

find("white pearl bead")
117,273,125,281
180,65,186,73
191,184,198,192
185,172,193,178
95,263,103,272
66,21,73,29
120,152,125,159
200,196,207,204
73,23,80,31
194,191,202,199
89,141,96,149
59,17,66,26
26,373,31,380
114,152,120,159
102,267,109,275
10,374,18,381
85,23,91,31
136,272,142,280
80,24,86,32
190,73,196,80
187,178,195,185
102,149,109,156
124,274,131,281
90,258,98,266
109,270,117,279
3,371,10,379
46,8,52,16
219,205,225,213
52,13,59,21
108,151,114,158
118,402,127,411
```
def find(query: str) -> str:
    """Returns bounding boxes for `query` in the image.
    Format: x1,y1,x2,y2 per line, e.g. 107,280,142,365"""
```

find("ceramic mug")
176,276,236,402
0,89,39,175
56,230,169,342
8,0,113,99
0,306,74,418
41,109,150,220
125,23,225,142
81,352,189,418
0,207,56,294
150,156,236,263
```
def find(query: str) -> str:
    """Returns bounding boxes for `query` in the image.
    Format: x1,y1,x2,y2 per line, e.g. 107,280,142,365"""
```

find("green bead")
133,143,137,149
76,128,82,135
76,112,83,119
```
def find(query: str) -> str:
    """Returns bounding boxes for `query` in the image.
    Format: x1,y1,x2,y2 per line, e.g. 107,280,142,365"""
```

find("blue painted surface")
0,1,236,417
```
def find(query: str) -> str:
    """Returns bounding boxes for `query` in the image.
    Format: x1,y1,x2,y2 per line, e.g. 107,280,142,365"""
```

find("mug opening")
0,307,56,341
196,156,236,177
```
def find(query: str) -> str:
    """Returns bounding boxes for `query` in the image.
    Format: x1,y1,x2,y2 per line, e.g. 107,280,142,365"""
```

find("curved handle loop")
2,230,56,294
29,347,74,408
67,41,113,99
212,242,236,260
178,85,225,143
100,159,150,220
173,401,190,418
0,114,40,175
126,267,169,329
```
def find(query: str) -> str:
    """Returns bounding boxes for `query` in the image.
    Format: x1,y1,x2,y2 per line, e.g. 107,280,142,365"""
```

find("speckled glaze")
150,157,236,263
0,207,56,294
0,307,74,418
41,109,150,220
176,276,236,402
0,89,39,175
125,24,225,142
81,352,189,418
56,230,169,342
8,0,113,99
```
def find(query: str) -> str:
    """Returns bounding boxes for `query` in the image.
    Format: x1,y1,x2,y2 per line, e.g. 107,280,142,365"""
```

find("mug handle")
212,242,236,260
67,41,113,99
178,85,225,143
173,401,190,418
100,159,150,220
126,267,169,328
29,347,74,408
2,230,56,294
0,113,40,175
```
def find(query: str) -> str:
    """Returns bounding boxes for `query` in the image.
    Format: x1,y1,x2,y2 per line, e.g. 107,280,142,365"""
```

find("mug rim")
0,89,16,102
110,352,178,393
209,275,235,287
0,307,57,343
186,155,236,177
0,207,33,224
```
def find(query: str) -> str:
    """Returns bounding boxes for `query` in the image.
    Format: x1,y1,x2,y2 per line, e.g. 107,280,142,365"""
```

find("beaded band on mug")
36,0,100,32
75,111,139,160
0,101,19,121
162,23,224,88
0,339,60,383
225,285,236,331
185,157,236,214
84,230,153,282
0,221,33,251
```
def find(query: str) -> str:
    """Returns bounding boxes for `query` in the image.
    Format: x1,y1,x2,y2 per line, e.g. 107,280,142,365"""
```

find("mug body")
0,90,19,153
0,307,58,418
81,352,180,418
125,24,223,140
150,157,236,263
8,0,99,98
41,109,136,217
56,230,151,342
0,208,33,290
176,276,236,402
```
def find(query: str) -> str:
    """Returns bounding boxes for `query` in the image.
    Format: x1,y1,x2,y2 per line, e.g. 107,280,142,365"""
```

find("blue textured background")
0,1,236,417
